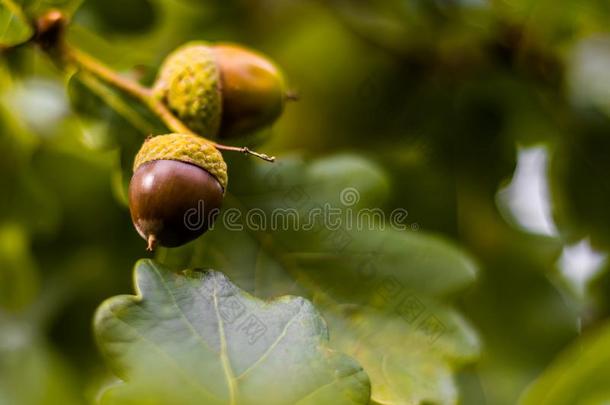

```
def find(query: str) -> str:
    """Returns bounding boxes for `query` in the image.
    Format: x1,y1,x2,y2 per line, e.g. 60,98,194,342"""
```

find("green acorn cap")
153,42,222,137
133,133,228,190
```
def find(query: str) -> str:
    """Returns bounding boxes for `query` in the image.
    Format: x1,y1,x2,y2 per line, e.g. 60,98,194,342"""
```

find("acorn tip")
146,234,157,251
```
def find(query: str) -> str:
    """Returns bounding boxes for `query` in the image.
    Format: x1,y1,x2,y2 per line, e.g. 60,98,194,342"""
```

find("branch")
64,45,275,162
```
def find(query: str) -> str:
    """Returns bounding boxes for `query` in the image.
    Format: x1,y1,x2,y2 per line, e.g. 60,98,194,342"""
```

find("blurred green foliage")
1,0,610,404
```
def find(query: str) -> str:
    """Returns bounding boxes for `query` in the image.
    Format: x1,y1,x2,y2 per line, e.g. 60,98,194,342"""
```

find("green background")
2,0,610,404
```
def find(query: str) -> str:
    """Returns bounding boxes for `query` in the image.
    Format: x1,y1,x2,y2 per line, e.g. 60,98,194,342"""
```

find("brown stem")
146,234,157,251
34,9,67,51
213,145,276,162
285,90,300,102
66,46,155,111
64,45,276,163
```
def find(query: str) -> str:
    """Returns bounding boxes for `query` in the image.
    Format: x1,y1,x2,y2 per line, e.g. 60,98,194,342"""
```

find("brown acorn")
128,134,227,250
153,42,287,138
214,44,286,137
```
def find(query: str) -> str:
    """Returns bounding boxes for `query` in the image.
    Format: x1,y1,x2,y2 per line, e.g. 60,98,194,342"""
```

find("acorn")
153,42,287,138
128,133,227,250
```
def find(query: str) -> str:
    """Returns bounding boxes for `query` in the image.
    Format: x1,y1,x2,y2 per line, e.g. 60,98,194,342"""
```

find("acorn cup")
153,42,287,139
128,134,228,250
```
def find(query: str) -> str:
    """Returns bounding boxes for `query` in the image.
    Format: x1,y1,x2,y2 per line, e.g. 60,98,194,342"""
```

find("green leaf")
19,0,84,17
66,71,159,204
163,154,479,404
94,259,371,405
326,304,480,405
0,338,83,405
67,72,154,149
550,123,610,248
0,104,59,235
0,0,33,47
0,225,82,405
520,322,610,405
181,155,477,301
0,224,39,311
74,0,157,35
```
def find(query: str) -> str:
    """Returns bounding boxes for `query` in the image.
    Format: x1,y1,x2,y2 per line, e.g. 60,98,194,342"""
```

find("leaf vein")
149,262,215,354
212,278,239,405
105,303,222,402
236,308,302,381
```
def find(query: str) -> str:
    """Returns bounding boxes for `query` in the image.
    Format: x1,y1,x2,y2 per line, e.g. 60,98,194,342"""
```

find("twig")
213,145,275,162
63,44,275,162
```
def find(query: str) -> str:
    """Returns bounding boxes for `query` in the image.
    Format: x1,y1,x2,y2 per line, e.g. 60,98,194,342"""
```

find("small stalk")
146,235,157,252
213,144,275,162
34,10,276,163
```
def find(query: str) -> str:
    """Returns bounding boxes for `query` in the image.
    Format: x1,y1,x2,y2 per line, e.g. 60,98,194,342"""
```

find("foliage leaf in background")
327,304,479,405
75,0,156,35
0,225,83,405
0,0,33,47
520,321,610,405
162,154,480,404
9,0,610,403
95,259,370,405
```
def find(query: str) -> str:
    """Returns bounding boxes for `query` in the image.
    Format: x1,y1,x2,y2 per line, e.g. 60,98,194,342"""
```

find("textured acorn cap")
133,133,227,190
153,42,222,136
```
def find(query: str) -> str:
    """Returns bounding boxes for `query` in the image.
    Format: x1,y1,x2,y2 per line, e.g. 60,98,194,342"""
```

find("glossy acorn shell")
214,44,286,138
129,159,224,249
